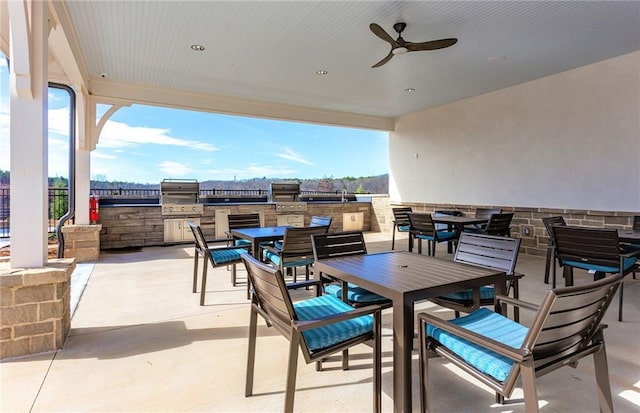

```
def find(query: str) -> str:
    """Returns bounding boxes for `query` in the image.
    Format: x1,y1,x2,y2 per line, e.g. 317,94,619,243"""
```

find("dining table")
314,251,508,413
229,226,288,258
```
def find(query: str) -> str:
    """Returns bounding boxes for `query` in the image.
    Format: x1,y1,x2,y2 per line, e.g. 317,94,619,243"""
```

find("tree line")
0,170,390,194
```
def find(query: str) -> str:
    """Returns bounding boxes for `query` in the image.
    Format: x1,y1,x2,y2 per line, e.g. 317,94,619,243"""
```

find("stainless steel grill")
160,179,203,215
269,181,307,213
269,181,300,202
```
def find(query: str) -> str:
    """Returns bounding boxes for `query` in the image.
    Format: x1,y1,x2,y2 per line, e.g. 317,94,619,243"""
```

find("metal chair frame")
419,273,623,413
242,253,382,413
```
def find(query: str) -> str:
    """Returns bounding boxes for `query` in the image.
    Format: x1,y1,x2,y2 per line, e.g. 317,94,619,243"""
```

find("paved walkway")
1,232,639,412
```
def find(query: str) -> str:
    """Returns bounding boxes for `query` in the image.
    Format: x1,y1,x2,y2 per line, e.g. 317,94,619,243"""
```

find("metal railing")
0,187,367,237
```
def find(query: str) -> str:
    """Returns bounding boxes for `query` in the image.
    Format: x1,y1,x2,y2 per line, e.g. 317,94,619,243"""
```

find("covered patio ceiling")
3,1,639,131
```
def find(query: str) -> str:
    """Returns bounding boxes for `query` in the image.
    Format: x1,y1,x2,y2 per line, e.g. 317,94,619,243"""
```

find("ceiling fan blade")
369,23,398,46
406,38,458,52
372,51,394,68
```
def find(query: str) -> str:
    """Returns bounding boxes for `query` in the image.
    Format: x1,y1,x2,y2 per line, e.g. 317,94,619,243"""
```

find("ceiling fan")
369,22,457,68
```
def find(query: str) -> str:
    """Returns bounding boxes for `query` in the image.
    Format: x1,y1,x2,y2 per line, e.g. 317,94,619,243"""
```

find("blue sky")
0,53,389,185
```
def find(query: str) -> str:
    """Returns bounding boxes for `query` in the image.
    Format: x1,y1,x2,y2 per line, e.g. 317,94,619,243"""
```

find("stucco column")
9,0,49,268
75,149,90,224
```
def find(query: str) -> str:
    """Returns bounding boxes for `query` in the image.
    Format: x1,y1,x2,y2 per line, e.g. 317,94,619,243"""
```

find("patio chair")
311,231,391,308
226,213,261,247
430,233,524,321
242,253,382,413
407,213,458,256
552,225,639,321
262,225,330,283
226,213,262,286
541,215,566,285
464,207,502,233
391,206,412,250
188,222,250,306
418,272,623,413
482,212,514,236
622,216,640,279
434,209,463,231
622,215,640,251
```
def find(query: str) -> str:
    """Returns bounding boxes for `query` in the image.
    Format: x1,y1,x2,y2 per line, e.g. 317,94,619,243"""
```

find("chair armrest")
418,312,526,362
494,294,540,311
206,244,250,253
293,304,382,332
621,248,640,259
205,237,235,244
286,279,322,290
261,245,281,255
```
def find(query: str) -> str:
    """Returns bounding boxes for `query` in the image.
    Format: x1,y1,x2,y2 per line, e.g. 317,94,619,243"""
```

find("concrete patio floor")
1,232,639,412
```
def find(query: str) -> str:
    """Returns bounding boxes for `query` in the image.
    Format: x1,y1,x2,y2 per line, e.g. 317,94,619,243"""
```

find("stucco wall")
390,51,640,212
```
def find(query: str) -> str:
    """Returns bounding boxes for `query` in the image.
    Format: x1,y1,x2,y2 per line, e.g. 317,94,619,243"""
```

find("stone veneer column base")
0,258,75,359
61,224,102,262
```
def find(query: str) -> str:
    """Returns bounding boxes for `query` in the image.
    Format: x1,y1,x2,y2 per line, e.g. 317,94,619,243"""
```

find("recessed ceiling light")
404,88,416,93
191,44,205,52
316,70,328,75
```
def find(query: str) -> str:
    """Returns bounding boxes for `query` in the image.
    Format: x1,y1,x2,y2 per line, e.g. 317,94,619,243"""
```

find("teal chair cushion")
264,250,314,268
397,224,410,232
210,248,246,265
233,239,251,246
426,308,528,382
563,256,637,274
440,286,495,301
324,283,387,304
416,230,457,242
294,295,374,351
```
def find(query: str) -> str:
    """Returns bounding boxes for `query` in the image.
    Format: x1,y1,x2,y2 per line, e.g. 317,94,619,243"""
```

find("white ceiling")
17,1,640,127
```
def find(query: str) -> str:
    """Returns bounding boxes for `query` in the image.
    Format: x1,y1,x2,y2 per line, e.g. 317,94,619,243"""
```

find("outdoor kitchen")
97,180,375,250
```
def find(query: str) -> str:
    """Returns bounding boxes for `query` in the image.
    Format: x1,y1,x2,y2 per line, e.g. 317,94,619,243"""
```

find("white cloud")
92,152,118,160
99,119,219,152
276,148,314,165
158,160,194,177
207,164,296,180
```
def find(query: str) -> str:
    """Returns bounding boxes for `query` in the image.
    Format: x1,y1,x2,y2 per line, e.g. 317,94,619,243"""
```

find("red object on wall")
89,195,99,224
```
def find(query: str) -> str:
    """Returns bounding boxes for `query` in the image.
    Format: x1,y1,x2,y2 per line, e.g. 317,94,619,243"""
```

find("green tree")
50,177,68,221
354,184,366,194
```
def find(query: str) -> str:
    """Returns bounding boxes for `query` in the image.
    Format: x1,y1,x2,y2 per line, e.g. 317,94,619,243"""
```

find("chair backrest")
526,272,622,370
633,215,640,231
542,216,566,245
474,208,502,220
434,210,462,230
392,207,413,226
407,213,435,236
280,226,330,264
453,233,521,275
189,221,208,254
311,231,367,261
241,253,296,337
484,212,514,236
310,215,332,228
228,213,261,230
553,226,621,268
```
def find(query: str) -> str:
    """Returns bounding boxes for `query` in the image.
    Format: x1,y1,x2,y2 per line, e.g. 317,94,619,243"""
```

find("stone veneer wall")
0,258,75,359
98,203,372,249
61,224,101,262
383,201,638,256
